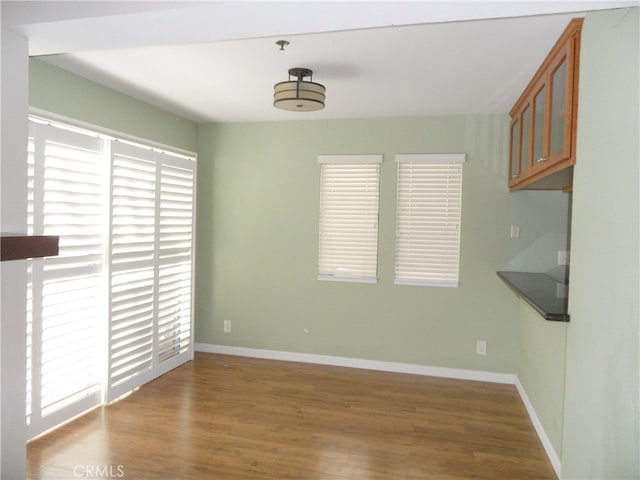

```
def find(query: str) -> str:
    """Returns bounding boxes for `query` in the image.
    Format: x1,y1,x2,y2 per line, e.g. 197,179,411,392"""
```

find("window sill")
317,275,377,284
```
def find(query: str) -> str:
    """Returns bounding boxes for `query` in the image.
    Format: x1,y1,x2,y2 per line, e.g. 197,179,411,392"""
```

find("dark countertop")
497,271,570,322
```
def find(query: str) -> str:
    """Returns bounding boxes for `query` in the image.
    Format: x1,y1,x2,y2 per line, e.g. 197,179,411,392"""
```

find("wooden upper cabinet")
508,18,582,191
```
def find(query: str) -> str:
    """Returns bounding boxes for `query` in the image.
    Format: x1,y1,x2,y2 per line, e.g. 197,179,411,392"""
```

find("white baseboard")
195,343,516,384
515,378,562,478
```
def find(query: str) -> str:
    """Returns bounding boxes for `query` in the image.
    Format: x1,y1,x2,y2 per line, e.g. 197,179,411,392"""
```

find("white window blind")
26,121,105,438
394,154,465,287
317,155,382,283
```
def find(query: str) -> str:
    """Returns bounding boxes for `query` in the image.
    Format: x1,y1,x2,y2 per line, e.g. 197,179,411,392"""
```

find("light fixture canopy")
274,67,325,112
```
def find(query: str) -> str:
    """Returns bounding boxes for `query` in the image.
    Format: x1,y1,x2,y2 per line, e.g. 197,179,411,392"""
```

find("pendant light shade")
274,68,325,111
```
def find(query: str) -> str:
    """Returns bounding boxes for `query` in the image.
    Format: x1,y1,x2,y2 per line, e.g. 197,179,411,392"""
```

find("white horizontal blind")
317,155,382,283
395,154,465,287
26,121,104,438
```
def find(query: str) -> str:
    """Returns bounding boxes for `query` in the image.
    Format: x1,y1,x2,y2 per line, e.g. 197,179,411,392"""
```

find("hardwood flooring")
28,352,557,479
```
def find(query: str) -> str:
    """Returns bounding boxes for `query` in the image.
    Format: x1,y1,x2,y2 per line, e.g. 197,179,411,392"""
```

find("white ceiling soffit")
4,1,638,123
3,1,636,56
40,13,581,123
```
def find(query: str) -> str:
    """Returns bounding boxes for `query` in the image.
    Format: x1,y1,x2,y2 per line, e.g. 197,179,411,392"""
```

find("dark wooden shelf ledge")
1,234,59,262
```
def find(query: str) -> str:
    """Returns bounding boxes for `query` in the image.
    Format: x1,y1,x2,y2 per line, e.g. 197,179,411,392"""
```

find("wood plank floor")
28,352,557,480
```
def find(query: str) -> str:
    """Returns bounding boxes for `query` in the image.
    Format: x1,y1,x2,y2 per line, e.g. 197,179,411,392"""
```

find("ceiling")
2,1,637,123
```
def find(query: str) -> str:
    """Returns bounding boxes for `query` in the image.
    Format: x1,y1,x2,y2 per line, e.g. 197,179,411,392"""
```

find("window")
26,114,196,438
394,154,465,287
317,155,382,283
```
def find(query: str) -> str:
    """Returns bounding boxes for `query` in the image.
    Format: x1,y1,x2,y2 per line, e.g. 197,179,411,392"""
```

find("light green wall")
29,58,197,152
562,8,639,479
517,303,568,457
195,114,521,373
504,9,640,468
508,188,571,459
505,190,571,282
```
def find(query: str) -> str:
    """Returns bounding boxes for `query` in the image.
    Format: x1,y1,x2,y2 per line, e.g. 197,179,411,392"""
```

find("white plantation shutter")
26,127,36,428
157,156,194,365
26,121,104,438
25,113,196,434
394,154,465,287
107,142,195,401
107,142,157,399
317,155,382,283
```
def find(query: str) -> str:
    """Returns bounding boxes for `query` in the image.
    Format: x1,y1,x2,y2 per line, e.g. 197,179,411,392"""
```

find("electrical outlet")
476,340,487,356
510,224,520,239
223,320,231,333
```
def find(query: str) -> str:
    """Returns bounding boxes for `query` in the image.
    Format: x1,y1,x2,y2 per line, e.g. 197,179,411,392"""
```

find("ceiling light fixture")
275,40,290,51
273,68,326,112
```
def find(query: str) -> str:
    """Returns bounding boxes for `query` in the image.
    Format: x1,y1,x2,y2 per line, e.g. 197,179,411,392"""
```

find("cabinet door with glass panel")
508,103,532,188
546,38,576,165
532,38,575,168
531,75,547,169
